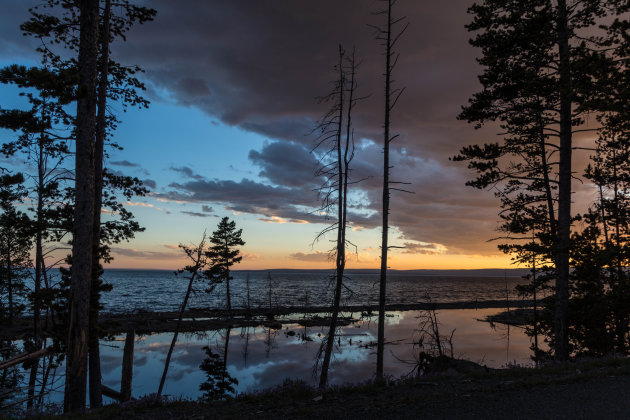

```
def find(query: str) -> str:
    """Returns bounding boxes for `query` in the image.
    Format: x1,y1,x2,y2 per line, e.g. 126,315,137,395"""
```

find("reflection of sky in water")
8,309,539,408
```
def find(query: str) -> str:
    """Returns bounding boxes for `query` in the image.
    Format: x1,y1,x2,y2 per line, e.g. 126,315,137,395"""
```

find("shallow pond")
2,308,538,412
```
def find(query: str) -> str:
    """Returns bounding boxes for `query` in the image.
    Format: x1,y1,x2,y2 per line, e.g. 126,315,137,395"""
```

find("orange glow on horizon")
104,250,518,271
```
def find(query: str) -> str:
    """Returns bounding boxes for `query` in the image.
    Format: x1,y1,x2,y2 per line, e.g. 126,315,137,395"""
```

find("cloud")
241,252,260,261
401,242,448,255
111,247,180,259
259,216,309,224
289,251,330,262
110,160,140,167
143,179,157,189
202,205,214,213
170,166,205,181
249,141,319,188
0,0,585,257
125,201,154,208
181,210,213,218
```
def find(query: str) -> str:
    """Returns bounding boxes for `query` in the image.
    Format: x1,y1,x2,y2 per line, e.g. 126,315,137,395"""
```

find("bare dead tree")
157,234,211,397
314,45,360,388
369,0,408,380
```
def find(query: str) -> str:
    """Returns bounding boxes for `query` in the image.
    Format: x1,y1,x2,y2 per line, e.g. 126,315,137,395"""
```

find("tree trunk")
26,361,37,409
222,327,231,390
319,46,345,389
88,0,111,408
157,265,200,396
554,0,572,362
377,0,393,380
120,329,134,402
34,128,46,350
65,0,99,412
7,240,13,326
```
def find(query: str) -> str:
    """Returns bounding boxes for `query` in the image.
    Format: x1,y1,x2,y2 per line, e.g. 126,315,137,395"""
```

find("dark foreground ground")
20,357,630,420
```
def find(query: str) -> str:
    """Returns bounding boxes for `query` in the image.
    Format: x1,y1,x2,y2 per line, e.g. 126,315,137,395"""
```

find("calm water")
3,269,538,413
3,308,539,413
99,269,530,313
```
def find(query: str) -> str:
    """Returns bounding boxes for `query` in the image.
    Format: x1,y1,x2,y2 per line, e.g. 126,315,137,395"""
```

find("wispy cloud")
111,247,180,259
126,201,154,208
289,251,330,262
110,160,140,167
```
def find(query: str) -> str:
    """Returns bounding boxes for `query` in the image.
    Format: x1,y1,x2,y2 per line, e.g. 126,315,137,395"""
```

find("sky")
0,0,599,270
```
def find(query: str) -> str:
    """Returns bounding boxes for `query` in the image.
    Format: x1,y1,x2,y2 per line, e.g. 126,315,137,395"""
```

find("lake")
2,307,539,413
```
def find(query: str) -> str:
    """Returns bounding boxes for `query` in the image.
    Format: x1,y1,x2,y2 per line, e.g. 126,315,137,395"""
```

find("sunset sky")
0,1,598,270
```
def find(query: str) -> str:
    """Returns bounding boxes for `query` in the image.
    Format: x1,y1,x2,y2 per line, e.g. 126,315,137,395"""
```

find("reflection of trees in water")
0,339,62,413
199,327,238,400
0,340,22,411
264,327,278,358
240,327,250,365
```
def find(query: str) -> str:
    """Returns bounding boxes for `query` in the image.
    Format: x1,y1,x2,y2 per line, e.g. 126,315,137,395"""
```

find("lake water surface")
3,308,538,412
100,269,532,313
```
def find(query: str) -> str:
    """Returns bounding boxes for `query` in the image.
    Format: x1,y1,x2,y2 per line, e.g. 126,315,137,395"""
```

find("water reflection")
3,308,537,410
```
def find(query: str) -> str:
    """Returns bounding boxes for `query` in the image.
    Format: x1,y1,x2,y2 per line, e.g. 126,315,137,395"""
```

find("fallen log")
0,347,51,370
101,384,122,401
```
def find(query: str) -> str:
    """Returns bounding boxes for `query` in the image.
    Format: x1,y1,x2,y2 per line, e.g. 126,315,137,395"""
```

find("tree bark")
554,0,572,361
88,0,111,408
65,0,99,412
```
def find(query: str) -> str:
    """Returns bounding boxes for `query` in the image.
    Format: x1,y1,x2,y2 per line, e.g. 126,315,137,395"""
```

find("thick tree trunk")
65,0,99,413
377,0,393,380
554,0,572,362
88,0,111,408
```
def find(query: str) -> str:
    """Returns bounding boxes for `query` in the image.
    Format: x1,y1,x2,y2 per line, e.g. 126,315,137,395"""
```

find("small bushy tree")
205,217,245,315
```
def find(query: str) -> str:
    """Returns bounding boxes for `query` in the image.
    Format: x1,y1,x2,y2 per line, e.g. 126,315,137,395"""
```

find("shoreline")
2,299,533,339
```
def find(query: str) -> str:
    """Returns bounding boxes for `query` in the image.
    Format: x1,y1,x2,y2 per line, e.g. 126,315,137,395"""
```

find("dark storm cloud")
157,176,379,227
113,0,502,254
249,141,319,188
0,0,522,255
111,0,480,154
